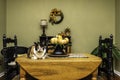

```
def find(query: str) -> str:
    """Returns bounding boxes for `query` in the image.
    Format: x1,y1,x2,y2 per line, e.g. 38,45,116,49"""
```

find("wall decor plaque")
49,8,64,25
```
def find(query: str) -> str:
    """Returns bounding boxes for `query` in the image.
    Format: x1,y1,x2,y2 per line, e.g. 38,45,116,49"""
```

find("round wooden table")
16,53,101,80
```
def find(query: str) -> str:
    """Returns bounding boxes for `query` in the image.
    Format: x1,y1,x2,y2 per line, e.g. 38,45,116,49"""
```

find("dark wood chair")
98,34,114,80
1,34,28,80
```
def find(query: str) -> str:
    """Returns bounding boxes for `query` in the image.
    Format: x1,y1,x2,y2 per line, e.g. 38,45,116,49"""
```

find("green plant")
64,27,70,33
91,44,120,60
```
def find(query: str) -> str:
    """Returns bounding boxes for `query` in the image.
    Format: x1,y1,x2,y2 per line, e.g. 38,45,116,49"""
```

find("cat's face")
34,42,43,52
37,44,43,53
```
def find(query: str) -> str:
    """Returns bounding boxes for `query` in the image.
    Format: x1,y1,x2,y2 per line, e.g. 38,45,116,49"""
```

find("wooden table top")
16,53,102,80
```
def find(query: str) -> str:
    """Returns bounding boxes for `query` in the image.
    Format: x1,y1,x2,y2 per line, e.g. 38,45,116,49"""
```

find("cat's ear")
39,42,44,47
37,42,40,44
34,42,37,45
37,42,42,47
34,42,38,50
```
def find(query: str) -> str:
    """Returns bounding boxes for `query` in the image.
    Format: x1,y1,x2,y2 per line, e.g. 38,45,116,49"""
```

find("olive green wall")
115,0,120,72
116,0,120,48
0,0,6,51
0,0,6,72
6,0,115,53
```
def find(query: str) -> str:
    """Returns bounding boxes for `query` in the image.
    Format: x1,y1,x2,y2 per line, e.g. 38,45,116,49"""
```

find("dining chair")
1,34,28,80
98,34,114,80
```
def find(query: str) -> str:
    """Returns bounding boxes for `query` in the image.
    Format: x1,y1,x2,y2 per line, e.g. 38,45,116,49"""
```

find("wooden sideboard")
16,53,101,80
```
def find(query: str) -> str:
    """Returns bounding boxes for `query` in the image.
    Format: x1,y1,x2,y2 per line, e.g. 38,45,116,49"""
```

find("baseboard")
114,70,120,76
0,71,4,77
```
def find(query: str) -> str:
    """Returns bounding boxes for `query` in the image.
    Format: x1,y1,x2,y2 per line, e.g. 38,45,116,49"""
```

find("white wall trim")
114,70,120,76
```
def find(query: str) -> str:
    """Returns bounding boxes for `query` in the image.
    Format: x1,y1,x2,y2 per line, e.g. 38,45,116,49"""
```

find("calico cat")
27,42,46,59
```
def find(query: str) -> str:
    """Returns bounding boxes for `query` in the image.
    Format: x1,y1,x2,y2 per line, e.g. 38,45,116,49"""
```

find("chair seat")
8,61,16,66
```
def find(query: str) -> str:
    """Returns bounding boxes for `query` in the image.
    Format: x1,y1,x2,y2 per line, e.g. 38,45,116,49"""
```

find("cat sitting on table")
27,42,46,59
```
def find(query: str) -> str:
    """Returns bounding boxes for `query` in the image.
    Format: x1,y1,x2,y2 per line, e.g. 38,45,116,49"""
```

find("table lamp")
40,19,48,36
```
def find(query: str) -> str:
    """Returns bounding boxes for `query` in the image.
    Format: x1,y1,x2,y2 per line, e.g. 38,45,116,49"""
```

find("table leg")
20,67,26,80
92,69,98,80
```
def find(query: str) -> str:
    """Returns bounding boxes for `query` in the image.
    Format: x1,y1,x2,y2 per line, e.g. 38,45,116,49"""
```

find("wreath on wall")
49,8,64,25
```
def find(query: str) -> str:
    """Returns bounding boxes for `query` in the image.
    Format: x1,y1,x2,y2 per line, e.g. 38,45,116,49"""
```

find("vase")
53,45,65,55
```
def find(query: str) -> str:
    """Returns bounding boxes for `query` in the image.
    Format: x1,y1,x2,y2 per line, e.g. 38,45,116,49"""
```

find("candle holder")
40,19,48,36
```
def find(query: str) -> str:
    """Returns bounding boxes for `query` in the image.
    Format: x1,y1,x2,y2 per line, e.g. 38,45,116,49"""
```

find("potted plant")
91,44,120,60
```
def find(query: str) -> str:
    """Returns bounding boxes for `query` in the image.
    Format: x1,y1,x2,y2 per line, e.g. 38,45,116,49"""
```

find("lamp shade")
40,19,48,26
